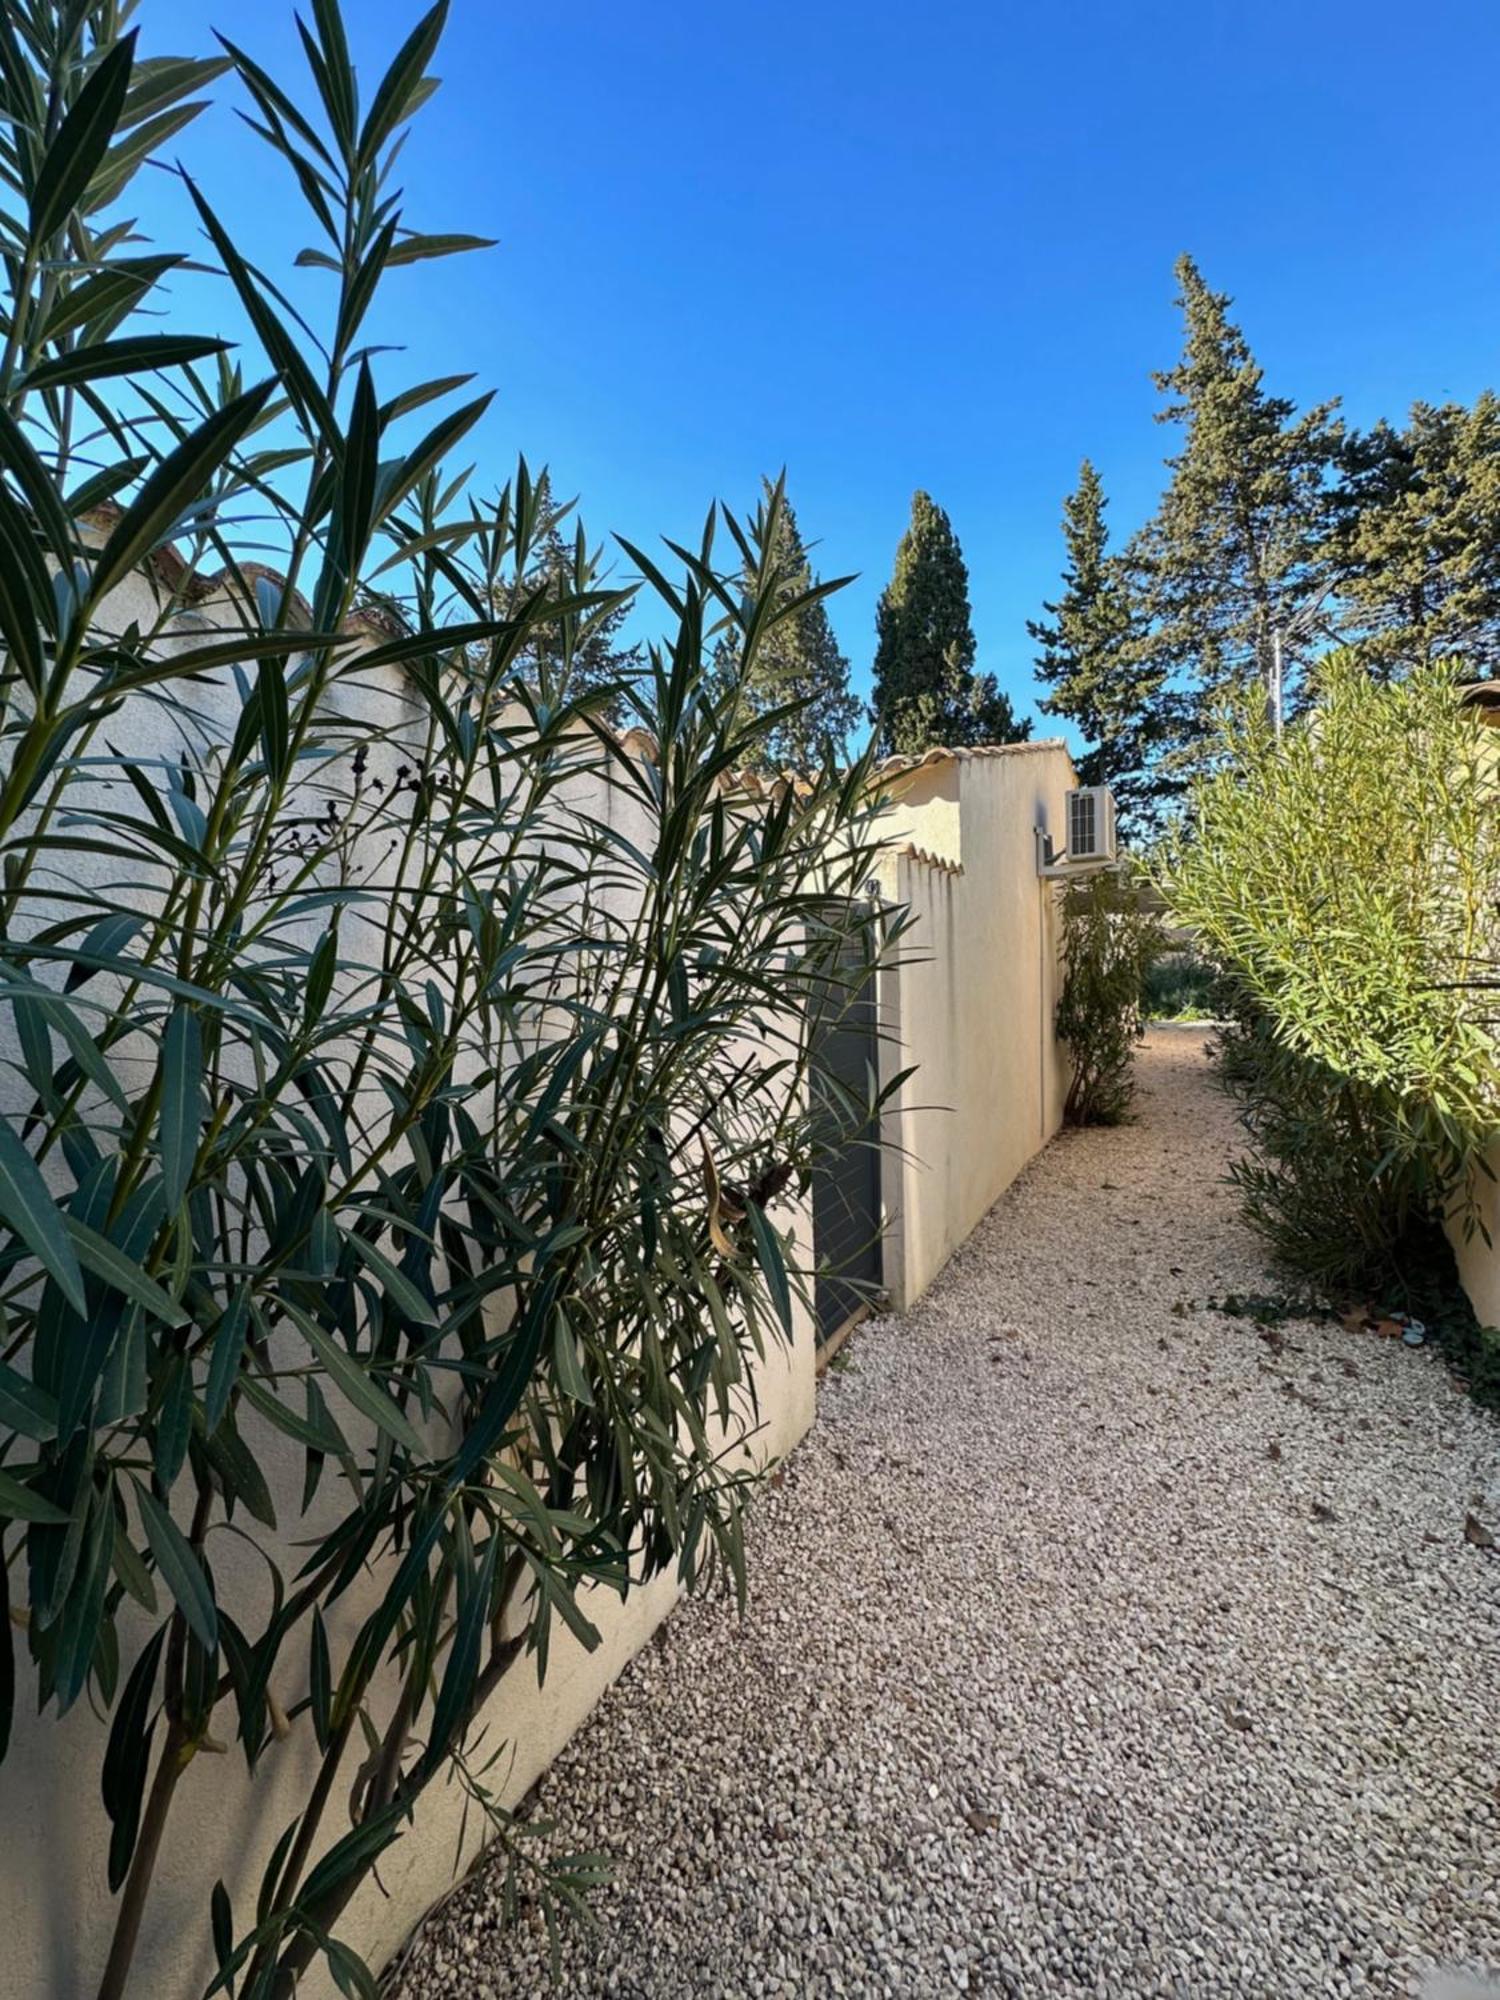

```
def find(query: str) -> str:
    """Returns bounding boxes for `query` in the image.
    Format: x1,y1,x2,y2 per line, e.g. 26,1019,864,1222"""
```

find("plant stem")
94,1718,190,2000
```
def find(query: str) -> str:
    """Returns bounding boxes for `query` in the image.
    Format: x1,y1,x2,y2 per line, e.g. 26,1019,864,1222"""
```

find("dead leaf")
700,1139,740,1259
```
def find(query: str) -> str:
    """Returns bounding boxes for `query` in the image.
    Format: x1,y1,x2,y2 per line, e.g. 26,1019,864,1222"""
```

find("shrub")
1141,952,1217,1021
1160,655,1500,1298
1054,870,1164,1125
0,9,893,1997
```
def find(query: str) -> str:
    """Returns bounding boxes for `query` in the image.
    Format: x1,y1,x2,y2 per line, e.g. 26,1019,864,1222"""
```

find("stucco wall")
873,743,1074,1310
1448,1148,1500,1330
0,565,818,2000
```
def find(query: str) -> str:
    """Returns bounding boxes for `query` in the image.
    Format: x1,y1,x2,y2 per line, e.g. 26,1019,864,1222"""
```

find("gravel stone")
393,1026,1500,2000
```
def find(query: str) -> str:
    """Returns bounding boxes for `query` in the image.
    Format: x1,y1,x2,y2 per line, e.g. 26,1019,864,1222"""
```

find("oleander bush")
0,7,897,1996
1160,656,1500,1302
1054,869,1164,1125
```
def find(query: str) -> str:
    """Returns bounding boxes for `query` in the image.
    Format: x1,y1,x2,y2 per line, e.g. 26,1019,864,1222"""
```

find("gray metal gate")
811,941,883,1346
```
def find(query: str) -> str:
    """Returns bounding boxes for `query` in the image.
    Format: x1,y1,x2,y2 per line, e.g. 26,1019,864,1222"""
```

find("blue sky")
139,0,1500,733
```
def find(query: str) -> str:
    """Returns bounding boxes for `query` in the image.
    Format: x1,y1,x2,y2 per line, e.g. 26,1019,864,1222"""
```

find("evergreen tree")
712,478,863,768
870,489,1030,756
1331,395,1500,675
1136,256,1343,751
1029,460,1163,835
494,475,643,718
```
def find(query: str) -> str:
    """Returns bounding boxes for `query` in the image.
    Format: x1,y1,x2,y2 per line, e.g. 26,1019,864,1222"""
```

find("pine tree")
1029,460,1162,835
494,475,643,718
712,479,863,768
870,490,1030,757
1137,256,1342,751
1331,394,1500,675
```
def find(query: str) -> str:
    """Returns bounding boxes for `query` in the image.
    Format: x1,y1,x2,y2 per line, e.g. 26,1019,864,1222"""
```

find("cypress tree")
871,489,1030,756
1136,256,1342,750
712,478,863,768
1030,462,1166,837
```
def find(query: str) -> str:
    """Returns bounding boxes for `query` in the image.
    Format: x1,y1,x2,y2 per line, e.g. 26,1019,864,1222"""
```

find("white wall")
873,743,1074,1309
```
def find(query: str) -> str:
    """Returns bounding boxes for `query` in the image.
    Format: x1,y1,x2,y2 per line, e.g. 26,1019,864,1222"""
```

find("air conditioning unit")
1065,785,1117,864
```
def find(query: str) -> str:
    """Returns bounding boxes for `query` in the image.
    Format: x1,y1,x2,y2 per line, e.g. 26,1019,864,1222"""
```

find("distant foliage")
871,489,1030,756
488,472,644,718
1330,393,1500,677
1032,258,1500,830
711,476,864,768
1054,872,1164,1126
0,7,897,1998
1160,658,1500,1295
1030,460,1164,838
1140,954,1217,1022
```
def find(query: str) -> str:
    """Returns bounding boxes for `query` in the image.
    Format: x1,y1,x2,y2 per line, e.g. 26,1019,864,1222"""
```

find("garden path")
397,1026,1500,2000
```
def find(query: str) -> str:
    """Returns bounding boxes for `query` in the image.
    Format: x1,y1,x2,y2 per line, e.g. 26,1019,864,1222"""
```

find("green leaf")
155,1353,193,1488
286,1305,425,1455
0,1363,58,1442
64,911,143,991
29,34,137,247
65,1216,188,1326
358,2,446,166
52,1491,115,1710
343,1230,437,1326
120,55,232,132
0,1466,70,1525
38,256,181,345
134,1484,217,1651
159,1004,204,1210
256,655,290,780
747,1202,793,1337
90,381,275,606
422,1528,497,1777
0,1112,86,1314
23,334,229,395
204,1290,249,1435
181,179,337,454
309,1608,331,1750
383,232,494,267
103,1623,167,1890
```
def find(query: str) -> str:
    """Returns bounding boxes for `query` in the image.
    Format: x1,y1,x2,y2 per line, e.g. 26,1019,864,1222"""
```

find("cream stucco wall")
872,743,1074,1309
1448,1146,1500,1330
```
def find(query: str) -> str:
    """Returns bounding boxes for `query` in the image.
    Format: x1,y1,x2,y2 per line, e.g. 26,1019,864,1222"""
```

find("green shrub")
1054,870,1164,1125
0,9,894,1997
1161,655,1500,1301
1141,953,1218,1021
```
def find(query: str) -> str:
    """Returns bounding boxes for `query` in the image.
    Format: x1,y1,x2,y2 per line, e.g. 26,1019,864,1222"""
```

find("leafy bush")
1161,656,1500,1298
1141,953,1217,1021
0,8,894,1997
1054,870,1164,1125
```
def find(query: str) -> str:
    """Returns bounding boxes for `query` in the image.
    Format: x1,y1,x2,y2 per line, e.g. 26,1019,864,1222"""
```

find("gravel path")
396,1027,1500,2000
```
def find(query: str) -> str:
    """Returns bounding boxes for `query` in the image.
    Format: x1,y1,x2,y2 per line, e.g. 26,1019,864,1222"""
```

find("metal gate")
811,940,883,1347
